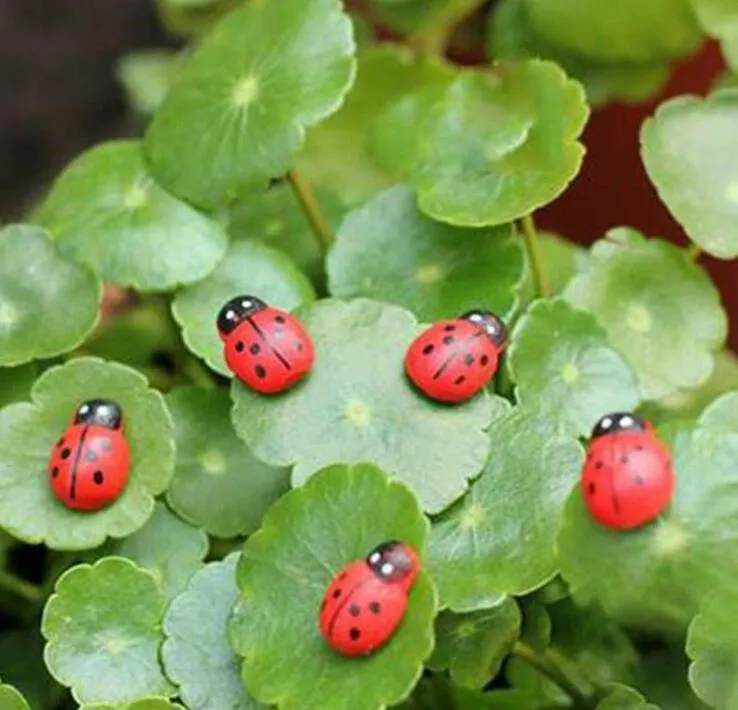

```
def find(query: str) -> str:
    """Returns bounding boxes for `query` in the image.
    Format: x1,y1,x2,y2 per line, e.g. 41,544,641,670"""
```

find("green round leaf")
0,357,174,550
687,587,738,709
84,700,184,710
229,463,436,710
0,684,30,710
372,61,588,227
522,0,701,62
145,0,356,209
509,298,641,437
0,364,36,409
231,298,499,514
564,228,727,401
642,91,738,260
688,0,738,67
163,554,262,710
116,49,181,116
298,44,453,206
166,387,290,538
597,684,659,710
0,225,101,366
41,557,174,705
428,598,521,689
489,0,670,106
172,240,315,377
327,186,524,321
109,501,209,599
228,182,345,285
428,405,583,611
558,392,738,630
33,141,228,292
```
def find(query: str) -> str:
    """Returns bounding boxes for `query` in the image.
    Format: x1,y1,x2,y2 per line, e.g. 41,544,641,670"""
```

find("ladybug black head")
366,540,416,584
74,399,123,430
216,295,267,336
591,412,646,439
461,309,507,348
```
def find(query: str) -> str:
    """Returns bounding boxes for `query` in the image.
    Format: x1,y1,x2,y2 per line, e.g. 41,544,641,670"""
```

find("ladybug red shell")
581,412,675,530
48,399,131,512
405,309,507,403
217,295,314,394
319,541,420,657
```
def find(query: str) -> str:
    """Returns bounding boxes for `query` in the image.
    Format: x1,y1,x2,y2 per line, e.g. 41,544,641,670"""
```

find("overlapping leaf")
107,501,208,599
166,387,290,538
145,0,357,209
509,298,640,437
172,240,315,377
564,228,726,401
558,392,738,630
230,463,436,710
428,404,583,611
116,49,181,116
298,44,453,206
84,700,184,710
42,557,174,705
0,357,174,550
428,598,521,689
327,186,524,321
642,90,738,259
0,225,101,366
597,685,660,709
231,298,500,514
372,60,588,226
489,0,670,106
162,554,262,710
33,141,228,291
689,0,738,67
0,683,30,710
522,0,701,62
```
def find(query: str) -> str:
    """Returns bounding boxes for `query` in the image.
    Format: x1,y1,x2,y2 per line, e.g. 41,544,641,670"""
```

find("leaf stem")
286,168,333,253
407,0,486,56
0,569,43,605
686,242,702,261
519,213,550,298
512,641,594,709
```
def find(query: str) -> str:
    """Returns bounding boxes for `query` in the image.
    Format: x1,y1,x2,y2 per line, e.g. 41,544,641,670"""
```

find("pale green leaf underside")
231,298,499,514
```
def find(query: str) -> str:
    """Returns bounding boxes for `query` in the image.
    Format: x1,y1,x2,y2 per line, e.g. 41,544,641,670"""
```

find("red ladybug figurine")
48,399,131,511
319,540,420,657
405,309,507,403
581,412,675,530
216,295,314,394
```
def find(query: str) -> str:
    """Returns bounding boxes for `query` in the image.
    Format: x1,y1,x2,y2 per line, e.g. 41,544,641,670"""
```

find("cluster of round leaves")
2,0,738,708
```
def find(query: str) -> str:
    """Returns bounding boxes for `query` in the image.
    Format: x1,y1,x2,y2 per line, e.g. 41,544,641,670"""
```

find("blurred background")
0,0,734,347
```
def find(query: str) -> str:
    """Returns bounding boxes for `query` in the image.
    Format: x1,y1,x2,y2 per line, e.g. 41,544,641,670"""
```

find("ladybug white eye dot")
620,415,634,427
600,417,612,429
242,300,252,309
79,404,89,414
226,310,236,320
470,314,483,323
369,552,381,564
381,563,394,576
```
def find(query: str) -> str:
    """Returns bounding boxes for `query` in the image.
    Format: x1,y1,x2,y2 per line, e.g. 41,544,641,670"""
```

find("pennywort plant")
1,0,738,708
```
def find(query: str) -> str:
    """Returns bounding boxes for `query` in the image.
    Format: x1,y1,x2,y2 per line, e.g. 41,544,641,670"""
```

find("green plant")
2,0,738,707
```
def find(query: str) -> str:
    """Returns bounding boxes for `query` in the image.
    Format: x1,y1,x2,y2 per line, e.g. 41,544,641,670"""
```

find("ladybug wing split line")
68,425,91,502
245,315,292,371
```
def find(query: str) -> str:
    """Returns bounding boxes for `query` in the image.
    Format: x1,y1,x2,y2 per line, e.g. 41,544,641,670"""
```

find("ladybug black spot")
444,324,456,332
296,341,304,352
349,628,361,641
422,344,434,355
369,602,381,614
93,471,104,485
594,461,604,470
85,450,97,462
480,354,489,367
338,572,347,581
464,354,474,366
235,341,245,353
621,456,629,464
275,315,286,324
61,448,71,460
320,599,326,611
51,467,59,478
636,445,644,451
255,365,267,379
333,589,342,599
349,604,360,617
250,343,260,355
57,437,65,448
454,375,466,385
587,482,596,495
443,335,454,345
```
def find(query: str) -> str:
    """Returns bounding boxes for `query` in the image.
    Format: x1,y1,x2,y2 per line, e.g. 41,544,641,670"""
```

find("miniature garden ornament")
319,540,420,657
216,294,315,394
405,309,507,403
581,412,675,530
48,399,131,511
